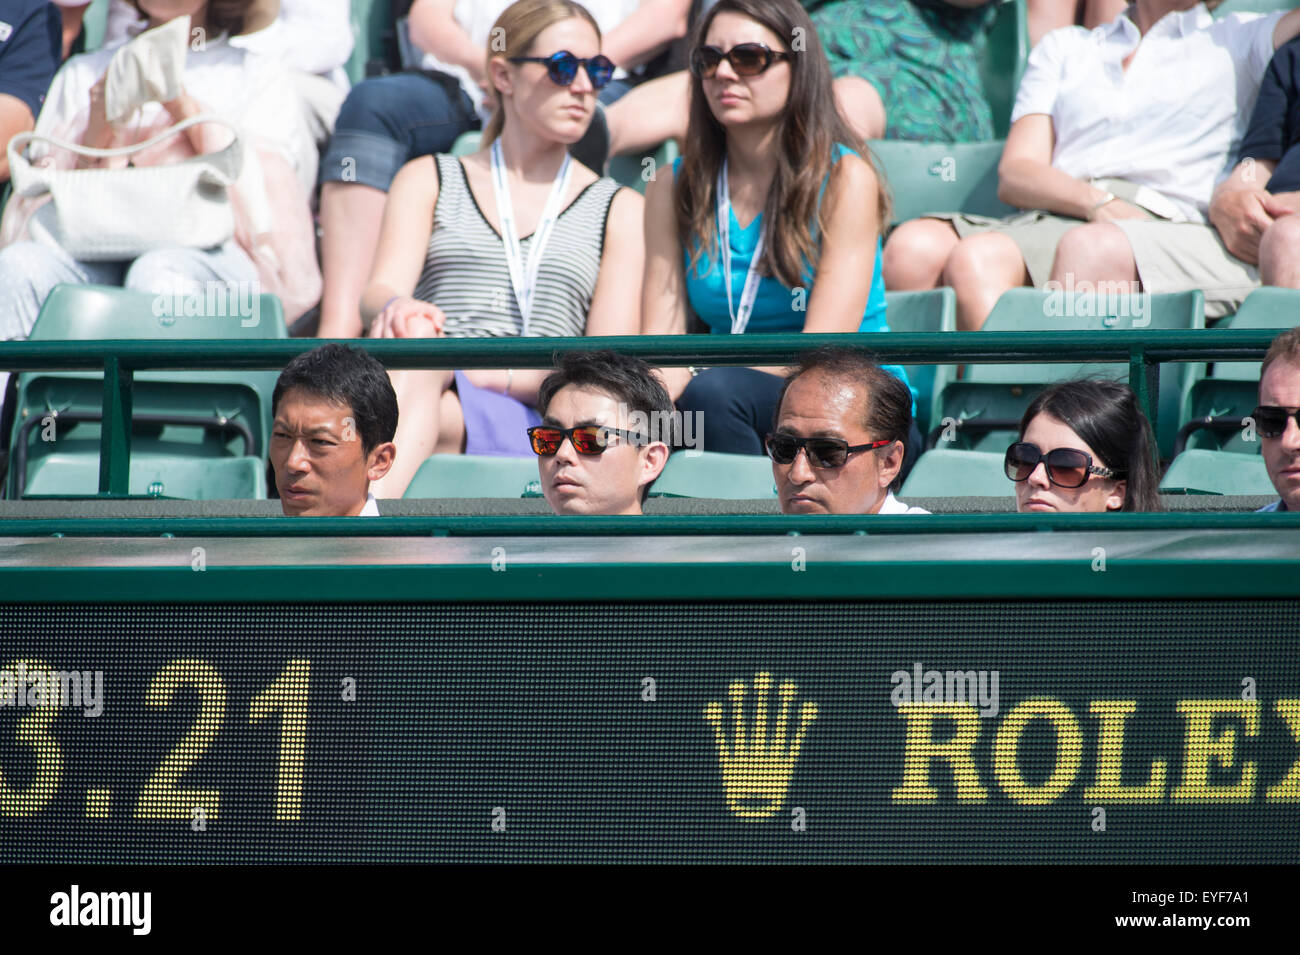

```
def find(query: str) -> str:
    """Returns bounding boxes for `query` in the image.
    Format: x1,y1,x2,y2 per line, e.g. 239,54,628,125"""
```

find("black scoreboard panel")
1,601,1297,863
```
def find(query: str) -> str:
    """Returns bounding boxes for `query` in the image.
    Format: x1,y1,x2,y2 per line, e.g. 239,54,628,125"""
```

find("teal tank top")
675,147,913,405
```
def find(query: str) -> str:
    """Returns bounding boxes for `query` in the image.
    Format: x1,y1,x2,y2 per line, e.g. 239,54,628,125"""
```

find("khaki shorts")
927,179,1260,320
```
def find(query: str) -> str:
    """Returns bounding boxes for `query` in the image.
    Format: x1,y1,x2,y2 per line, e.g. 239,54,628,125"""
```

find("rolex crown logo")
704,671,818,820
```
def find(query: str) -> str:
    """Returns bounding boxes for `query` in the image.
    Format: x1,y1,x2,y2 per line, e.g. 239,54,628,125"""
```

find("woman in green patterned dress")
806,0,999,142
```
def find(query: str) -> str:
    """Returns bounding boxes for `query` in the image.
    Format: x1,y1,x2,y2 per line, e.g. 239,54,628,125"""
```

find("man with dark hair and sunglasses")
530,350,672,515
270,344,398,517
1256,327,1300,512
768,347,928,515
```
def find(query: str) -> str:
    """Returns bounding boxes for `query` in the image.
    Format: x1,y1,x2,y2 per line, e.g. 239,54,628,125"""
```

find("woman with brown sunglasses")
641,0,915,463
1007,379,1162,513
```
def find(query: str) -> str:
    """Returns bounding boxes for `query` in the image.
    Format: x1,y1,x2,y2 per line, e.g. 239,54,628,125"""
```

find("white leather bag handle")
7,113,243,198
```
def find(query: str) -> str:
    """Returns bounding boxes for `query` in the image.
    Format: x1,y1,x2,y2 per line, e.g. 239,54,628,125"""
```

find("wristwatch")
1087,191,1117,221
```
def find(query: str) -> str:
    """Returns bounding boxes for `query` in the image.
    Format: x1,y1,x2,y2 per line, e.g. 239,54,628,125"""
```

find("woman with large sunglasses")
362,0,645,498
641,0,915,460
1006,379,1162,513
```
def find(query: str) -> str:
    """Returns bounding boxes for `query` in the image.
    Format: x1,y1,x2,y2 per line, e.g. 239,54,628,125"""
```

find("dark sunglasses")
1004,442,1119,489
508,50,615,90
765,433,893,469
1252,405,1300,439
690,42,792,79
527,424,644,456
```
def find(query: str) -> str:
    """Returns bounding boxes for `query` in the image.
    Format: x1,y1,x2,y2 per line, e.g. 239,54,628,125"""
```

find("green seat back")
1181,287,1298,451
1213,0,1297,15
347,0,395,84
24,452,266,499
10,284,286,497
451,131,482,157
651,451,776,498
1181,379,1260,453
899,449,1011,498
608,139,679,195
404,454,541,498
884,288,957,434
80,0,111,52
870,139,1015,226
937,288,1205,455
1158,449,1275,496
981,0,1029,138
24,283,285,340
1207,286,1299,379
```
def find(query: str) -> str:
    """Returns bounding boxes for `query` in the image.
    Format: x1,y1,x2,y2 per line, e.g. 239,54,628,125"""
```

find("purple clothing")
453,370,540,457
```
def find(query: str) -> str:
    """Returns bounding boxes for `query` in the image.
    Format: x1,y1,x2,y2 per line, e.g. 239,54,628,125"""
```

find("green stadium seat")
80,0,110,51
884,288,957,434
933,288,1205,456
451,131,482,157
982,0,1029,139
870,139,1015,226
1158,449,1275,496
23,452,266,499
1180,287,1299,453
1213,0,1297,15
608,139,680,195
8,284,287,498
347,0,395,84
403,454,541,498
651,451,776,498
899,449,1011,498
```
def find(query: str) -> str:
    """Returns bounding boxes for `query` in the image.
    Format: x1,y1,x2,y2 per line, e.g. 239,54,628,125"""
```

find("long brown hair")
675,0,890,290
482,0,603,145
127,0,255,37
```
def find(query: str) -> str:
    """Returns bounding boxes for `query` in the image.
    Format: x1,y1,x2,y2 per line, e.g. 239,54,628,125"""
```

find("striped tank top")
413,153,623,337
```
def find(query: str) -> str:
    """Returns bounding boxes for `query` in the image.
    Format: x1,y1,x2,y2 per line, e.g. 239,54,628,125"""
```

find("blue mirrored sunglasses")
508,50,615,90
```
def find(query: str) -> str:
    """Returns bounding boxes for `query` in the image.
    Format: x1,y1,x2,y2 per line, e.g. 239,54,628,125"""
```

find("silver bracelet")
1087,191,1116,221
505,369,514,397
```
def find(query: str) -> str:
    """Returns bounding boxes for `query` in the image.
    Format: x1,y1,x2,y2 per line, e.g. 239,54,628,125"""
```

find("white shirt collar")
1110,2,1212,41
876,491,929,515
359,493,379,517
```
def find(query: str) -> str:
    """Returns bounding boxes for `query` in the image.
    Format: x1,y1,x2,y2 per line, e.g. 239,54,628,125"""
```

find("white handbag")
6,113,243,261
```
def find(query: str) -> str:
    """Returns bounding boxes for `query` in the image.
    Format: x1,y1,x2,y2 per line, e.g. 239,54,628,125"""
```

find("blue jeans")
319,71,480,191
676,366,923,484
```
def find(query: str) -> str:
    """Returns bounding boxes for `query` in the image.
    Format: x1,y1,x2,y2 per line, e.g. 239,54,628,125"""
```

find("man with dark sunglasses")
530,350,672,515
768,348,928,515
1256,327,1300,512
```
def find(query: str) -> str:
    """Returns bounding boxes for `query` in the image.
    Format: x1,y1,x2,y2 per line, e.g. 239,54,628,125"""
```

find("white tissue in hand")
104,15,191,123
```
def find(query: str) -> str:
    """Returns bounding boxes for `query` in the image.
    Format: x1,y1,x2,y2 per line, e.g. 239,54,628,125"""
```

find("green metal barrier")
0,329,1284,497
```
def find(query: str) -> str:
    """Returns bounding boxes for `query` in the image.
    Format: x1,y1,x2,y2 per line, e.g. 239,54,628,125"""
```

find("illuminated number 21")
250,659,310,821
135,660,226,820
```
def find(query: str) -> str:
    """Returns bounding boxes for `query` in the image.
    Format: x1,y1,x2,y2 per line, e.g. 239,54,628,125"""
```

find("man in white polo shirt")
270,344,397,517
768,348,928,516
883,0,1300,329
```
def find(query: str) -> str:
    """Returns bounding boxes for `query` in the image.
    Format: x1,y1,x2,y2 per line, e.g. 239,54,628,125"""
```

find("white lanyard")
490,139,573,337
717,159,765,335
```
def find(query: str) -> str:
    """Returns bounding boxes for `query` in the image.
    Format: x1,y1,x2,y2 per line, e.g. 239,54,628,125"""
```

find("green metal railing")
0,511,1296,540
0,328,1282,498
